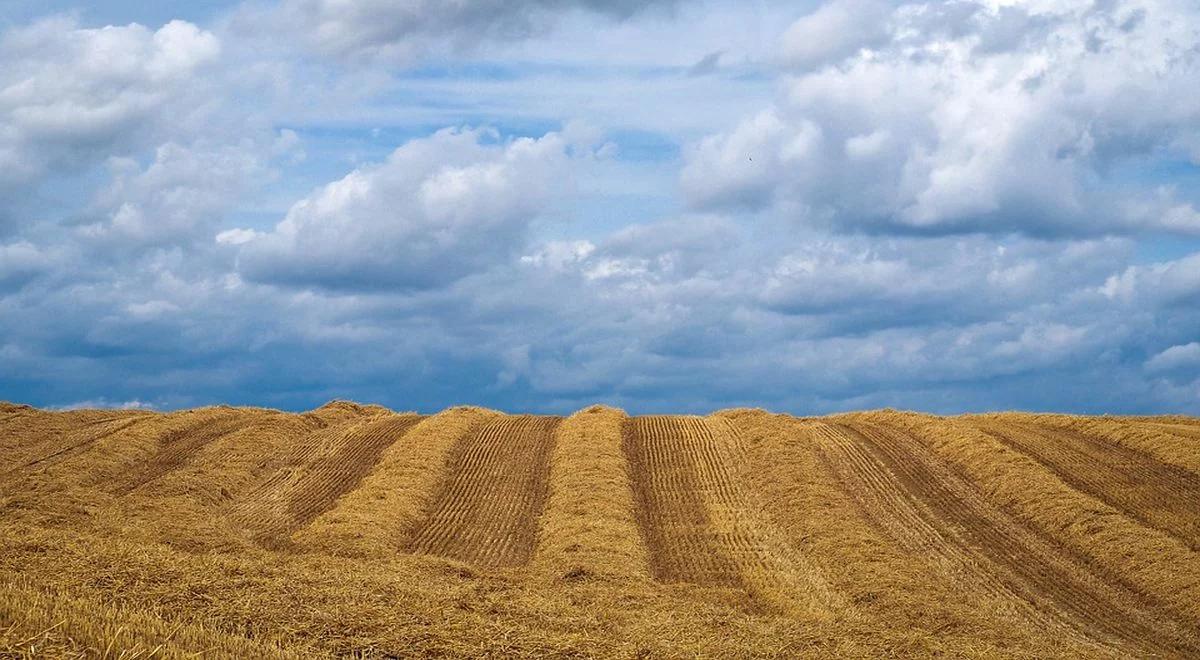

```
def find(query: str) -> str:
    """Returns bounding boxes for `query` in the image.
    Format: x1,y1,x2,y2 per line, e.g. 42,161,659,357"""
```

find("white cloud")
0,17,221,189
680,109,822,209
1146,342,1200,373
1099,252,1200,303
780,0,892,68
2,0,1199,417
520,240,596,270
685,0,1200,236
51,398,156,411
215,228,263,246
79,141,266,247
237,126,592,291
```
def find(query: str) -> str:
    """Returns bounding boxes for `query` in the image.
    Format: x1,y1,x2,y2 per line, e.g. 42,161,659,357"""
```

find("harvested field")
831,420,1195,656
967,417,1200,550
235,413,424,545
622,416,747,587
408,415,559,567
1,403,1197,657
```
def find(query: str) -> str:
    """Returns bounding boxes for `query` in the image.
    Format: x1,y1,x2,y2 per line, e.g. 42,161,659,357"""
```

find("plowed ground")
622,416,747,587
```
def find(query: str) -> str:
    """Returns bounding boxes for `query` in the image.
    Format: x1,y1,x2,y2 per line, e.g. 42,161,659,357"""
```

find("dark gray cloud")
4,214,1199,414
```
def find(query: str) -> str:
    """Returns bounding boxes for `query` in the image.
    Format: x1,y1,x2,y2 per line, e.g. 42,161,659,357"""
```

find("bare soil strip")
839,421,1198,656
622,416,747,588
407,415,559,568
974,419,1200,551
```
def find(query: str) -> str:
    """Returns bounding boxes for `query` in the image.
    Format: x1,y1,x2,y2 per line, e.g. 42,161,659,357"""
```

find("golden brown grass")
699,415,844,619
1023,413,1200,474
719,409,1104,657
531,405,649,582
1,402,1196,657
0,578,298,658
294,406,500,557
850,410,1200,626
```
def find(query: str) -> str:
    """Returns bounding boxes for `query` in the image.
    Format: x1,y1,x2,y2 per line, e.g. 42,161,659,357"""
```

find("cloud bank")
0,0,1198,414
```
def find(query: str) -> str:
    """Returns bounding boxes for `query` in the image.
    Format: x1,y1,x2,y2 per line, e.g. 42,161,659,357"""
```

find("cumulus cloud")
1099,252,1200,304
2,0,1199,417
76,141,267,248
236,126,596,291
489,221,1148,410
758,237,1119,321
0,17,220,190
685,0,1200,236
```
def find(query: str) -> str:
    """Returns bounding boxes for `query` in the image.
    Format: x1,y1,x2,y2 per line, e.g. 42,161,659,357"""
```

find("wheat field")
1,401,1198,657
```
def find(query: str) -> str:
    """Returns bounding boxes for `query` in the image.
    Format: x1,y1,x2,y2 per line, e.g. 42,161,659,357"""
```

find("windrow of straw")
1023,413,1200,474
531,405,649,582
701,415,844,620
138,411,325,507
295,406,500,557
229,415,392,546
855,410,1200,624
0,406,150,474
29,407,252,492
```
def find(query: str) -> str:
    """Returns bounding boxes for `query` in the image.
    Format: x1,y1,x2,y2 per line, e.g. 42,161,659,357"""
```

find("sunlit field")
2,401,1198,657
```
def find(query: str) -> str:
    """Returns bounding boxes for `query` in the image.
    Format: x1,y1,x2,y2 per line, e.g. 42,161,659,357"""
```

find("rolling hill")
1,401,1198,657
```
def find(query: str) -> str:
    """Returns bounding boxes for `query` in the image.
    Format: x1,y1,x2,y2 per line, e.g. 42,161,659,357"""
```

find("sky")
1,0,1199,415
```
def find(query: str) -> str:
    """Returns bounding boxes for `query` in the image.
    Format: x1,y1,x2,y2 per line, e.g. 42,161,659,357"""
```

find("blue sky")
1,0,1199,414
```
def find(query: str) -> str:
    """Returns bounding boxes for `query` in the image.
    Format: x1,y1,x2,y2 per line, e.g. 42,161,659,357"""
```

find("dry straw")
857,410,1200,624
2,401,1196,657
531,405,650,582
1027,413,1200,474
295,405,500,557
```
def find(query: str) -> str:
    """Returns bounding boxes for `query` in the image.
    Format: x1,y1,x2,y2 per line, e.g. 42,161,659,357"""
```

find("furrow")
621,416,745,588
284,415,423,531
407,415,559,568
230,417,417,544
816,421,1131,654
232,417,389,543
